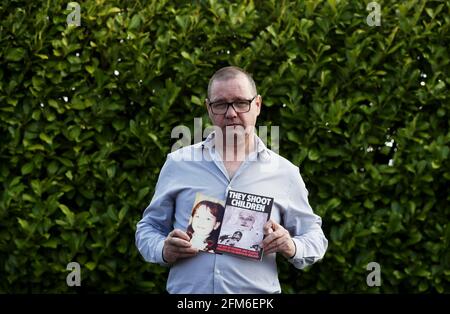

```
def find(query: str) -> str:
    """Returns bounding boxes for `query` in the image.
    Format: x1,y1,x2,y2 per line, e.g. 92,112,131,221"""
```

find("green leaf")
406,232,422,245
327,198,341,209
6,48,26,61
35,53,48,59
181,51,191,61
85,262,97,271
22,193,35,202
138,187,150,201
129,15,141,30
31,179,42,196
100,7,121,16
335,255,345,264
118,207,128,221
21,162,34,175
308,149,320,161
47,161,59,174
418,282,428,292
85,65,95,75
59,204,75,225
191,95,202,106
68,126,81,140
42,239,58,249
17,218,30,231
56,157,74,167
39,133,53,145
364,199,374,209
106,165,116,178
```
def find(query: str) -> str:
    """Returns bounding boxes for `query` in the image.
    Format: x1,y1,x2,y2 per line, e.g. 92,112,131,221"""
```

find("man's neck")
217,133,255,163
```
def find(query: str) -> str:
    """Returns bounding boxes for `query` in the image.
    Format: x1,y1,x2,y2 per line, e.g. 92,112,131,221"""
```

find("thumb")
263,219,274,235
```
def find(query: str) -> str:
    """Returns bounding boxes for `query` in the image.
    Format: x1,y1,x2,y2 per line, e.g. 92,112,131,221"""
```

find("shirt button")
216,269,220,275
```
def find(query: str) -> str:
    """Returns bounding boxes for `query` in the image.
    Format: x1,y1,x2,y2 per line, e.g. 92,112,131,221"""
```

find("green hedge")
0,0,449,293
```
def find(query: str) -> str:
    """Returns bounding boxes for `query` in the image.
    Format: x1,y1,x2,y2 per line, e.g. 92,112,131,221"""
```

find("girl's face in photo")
192,205,219,235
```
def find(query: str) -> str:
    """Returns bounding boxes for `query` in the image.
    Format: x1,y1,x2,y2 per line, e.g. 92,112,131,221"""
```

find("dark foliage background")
0,0,449,293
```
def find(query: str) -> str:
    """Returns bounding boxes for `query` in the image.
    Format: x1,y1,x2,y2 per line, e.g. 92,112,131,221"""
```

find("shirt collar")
202,131,271,160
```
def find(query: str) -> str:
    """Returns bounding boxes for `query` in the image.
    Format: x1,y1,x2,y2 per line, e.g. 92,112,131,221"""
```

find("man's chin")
223,125,250,136
224,124,244,130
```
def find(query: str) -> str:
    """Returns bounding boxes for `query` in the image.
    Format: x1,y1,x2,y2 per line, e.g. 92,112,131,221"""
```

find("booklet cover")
215,190,273,260
186,193,226,253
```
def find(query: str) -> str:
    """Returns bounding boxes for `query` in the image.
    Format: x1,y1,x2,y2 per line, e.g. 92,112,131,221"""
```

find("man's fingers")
170,229,191,241
265,242,285,255
177,252,198,258
168,247,198,255
164,244,198,260
265,237,282,251
167,237,192,248
264,245,278,254
262,226,292,255
163,229,198,263
262,235,274,246
176,247,198,254
262,230,283,246
268,219,281,230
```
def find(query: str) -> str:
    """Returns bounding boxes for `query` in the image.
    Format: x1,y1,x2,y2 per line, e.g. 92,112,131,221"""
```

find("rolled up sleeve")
283,167,328,269
135,155,176,267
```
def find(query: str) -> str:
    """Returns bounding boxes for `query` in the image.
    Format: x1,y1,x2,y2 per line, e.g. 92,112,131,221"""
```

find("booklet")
186,190,273,260
215,190,273,260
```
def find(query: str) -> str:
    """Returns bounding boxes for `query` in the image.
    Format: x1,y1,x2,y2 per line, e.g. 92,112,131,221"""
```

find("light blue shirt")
135,132,328,294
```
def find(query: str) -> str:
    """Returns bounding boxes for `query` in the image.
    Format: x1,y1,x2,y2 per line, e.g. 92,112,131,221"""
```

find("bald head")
207,66,257,99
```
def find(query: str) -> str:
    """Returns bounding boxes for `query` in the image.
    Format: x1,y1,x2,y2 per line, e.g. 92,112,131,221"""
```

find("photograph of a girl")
186,195,225,252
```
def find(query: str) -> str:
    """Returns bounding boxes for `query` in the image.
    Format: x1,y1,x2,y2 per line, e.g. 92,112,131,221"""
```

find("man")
237,210,256,230
219,231,242,247
135,66,328,293
219,209,262,251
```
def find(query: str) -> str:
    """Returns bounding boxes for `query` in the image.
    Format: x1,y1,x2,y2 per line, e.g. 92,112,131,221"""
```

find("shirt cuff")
289,238,304,261
156,239,170,266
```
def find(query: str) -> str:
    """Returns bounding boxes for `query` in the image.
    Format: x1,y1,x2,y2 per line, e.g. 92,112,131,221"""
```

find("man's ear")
213,221,221,230
205,98,213,120
256,95,262,116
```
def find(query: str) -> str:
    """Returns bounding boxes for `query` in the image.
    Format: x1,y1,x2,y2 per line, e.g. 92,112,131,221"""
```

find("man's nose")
225,104,238,118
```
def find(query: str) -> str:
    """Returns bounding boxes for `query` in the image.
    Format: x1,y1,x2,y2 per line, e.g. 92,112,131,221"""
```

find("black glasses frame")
208,95,257,115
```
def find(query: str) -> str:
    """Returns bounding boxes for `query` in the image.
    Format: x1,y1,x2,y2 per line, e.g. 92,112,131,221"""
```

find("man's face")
238,211,255,230
232,232,242,241
207,74,261,138
227,238,238,246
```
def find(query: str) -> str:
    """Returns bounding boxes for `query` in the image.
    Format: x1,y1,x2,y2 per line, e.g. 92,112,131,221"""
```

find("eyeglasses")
208,95,257,115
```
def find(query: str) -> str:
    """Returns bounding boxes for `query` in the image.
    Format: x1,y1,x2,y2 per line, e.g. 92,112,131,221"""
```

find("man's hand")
163,229,198,264
262,219,296,258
